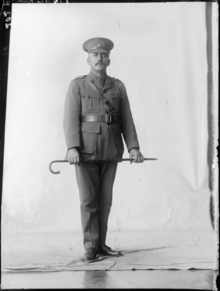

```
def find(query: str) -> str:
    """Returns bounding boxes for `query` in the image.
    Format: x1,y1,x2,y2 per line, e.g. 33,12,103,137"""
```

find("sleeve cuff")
128,147,140,153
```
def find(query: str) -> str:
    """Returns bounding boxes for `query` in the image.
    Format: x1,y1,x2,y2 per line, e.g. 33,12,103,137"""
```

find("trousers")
75,162,118,250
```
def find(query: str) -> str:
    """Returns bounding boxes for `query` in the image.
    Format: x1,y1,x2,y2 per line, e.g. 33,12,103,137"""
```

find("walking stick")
49,158,157,174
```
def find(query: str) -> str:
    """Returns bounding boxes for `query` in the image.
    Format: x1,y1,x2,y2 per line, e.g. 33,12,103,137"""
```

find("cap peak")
83,37,114,54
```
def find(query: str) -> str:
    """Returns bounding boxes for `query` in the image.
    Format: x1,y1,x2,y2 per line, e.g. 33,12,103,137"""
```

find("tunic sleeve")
119,82,140,152
63,79,81,149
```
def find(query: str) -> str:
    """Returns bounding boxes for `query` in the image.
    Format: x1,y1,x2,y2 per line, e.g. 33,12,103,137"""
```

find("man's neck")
91,69,107,79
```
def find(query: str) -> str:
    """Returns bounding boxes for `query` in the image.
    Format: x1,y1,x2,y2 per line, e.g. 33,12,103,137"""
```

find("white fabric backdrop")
2,3,213,233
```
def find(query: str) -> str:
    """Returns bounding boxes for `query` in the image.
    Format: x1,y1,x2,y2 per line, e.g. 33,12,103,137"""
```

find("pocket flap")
82,94,99,99
82,123,100,133
82,87,100,99
111,92,119,98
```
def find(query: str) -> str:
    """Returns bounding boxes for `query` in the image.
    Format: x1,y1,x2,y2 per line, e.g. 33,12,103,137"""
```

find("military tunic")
63,71,140,250
64,71,140,160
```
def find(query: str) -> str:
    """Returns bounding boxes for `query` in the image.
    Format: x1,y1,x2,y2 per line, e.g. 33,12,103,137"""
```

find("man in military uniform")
63,37,144,261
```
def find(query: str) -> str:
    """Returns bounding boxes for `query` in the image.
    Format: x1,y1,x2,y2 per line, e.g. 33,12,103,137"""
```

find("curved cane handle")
49,160,68,174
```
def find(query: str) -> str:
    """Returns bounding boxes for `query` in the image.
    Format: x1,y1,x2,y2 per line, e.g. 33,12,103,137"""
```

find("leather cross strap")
88,80,119,120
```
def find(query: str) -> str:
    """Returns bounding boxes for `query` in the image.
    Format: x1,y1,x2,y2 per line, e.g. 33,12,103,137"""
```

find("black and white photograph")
1,1,218,289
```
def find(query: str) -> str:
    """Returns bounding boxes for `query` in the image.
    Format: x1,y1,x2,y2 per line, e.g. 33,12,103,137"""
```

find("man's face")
87,52,110,73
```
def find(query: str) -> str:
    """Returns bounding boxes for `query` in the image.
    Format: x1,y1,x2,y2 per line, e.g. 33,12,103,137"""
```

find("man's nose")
97,54,102,61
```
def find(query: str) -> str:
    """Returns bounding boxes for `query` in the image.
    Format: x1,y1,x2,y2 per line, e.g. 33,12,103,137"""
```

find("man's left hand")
129,148,145,163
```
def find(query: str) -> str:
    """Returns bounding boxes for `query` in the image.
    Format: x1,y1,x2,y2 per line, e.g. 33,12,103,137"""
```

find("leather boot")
82,247,97,261
97,244,122,257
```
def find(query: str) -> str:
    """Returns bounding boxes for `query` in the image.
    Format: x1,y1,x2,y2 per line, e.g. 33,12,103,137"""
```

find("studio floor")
2,270,217,289
1,229,218,289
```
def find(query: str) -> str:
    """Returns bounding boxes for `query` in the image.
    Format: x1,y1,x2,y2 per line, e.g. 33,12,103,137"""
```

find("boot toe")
98,245,122,257
82,247,97,261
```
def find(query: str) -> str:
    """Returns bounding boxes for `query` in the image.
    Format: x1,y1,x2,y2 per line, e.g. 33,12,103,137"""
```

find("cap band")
83,37,114,53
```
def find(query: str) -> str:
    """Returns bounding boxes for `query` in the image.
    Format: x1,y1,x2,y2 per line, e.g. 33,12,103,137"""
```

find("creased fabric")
2,230,216,272
2,4,213,235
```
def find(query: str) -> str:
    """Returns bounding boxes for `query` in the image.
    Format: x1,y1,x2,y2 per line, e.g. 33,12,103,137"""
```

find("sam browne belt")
87,80,120,125
81,114,119,125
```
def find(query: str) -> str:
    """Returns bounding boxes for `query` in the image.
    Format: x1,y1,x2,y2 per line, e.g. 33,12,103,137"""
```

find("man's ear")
108,59,111,66
87,56,90,66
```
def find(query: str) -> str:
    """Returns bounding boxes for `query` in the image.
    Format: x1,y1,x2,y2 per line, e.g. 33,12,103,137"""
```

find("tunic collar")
88,71,104,89
88,71,114,91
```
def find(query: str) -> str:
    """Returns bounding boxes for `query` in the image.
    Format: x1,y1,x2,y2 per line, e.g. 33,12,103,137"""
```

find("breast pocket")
80,123,100,154
81,94,100,113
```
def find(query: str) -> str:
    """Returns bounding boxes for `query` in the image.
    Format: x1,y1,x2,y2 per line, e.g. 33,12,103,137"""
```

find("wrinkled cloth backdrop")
2,3,217,273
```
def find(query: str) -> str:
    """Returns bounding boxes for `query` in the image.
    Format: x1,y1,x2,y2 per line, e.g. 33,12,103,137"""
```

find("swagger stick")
49,158,157,174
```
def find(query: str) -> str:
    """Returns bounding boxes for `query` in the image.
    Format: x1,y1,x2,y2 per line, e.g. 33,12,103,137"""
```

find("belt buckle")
105,114,112,125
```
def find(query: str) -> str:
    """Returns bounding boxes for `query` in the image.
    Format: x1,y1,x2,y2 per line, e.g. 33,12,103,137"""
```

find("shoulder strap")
112,77,121,82
75,75,87,80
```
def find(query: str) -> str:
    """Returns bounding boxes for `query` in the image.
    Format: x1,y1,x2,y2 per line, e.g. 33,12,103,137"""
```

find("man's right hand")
67,148,80,164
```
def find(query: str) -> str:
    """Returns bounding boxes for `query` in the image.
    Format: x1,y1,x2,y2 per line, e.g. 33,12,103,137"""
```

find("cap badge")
90,44,102,50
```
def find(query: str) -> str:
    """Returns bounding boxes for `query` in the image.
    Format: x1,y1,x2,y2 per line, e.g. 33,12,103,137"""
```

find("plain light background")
2,3,214,233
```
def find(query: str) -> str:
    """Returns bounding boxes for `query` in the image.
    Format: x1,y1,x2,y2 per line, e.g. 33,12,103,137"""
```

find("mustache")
96,62,103,65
